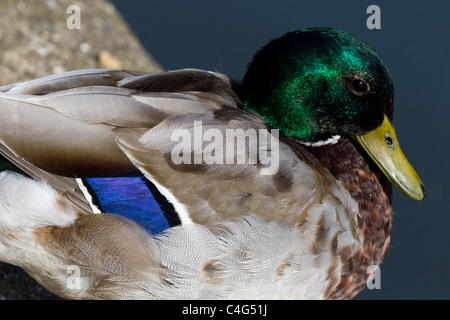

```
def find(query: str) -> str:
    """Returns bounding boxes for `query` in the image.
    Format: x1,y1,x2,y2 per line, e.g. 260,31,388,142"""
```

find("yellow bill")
354,115,425,201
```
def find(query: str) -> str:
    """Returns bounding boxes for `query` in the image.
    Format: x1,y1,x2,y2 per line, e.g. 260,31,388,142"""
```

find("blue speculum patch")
83,176,170,234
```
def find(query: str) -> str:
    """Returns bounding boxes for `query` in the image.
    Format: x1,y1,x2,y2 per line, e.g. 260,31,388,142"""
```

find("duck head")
242,28,424,201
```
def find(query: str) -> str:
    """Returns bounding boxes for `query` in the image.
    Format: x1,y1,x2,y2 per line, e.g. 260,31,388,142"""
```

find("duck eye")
351,79,369,95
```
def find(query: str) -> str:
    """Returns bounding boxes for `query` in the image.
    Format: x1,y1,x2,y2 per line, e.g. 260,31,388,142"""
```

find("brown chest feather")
302,138,393,299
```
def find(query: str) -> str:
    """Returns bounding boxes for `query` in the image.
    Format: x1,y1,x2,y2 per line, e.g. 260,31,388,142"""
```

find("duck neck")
300,137,393,297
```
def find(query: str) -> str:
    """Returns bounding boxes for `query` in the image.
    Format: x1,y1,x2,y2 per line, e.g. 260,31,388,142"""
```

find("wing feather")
0,68,359,232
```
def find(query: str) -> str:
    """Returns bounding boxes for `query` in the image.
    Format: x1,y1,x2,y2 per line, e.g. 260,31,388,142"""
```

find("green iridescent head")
242,28,394,142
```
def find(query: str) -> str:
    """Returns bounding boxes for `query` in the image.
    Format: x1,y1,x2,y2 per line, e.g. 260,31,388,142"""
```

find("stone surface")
0,0,161,85
0,0,162,299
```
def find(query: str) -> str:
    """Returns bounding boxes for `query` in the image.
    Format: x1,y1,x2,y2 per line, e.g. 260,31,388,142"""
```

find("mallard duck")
0,28,424,299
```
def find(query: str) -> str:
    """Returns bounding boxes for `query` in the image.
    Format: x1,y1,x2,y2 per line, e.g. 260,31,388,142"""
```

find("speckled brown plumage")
301,137,392,299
